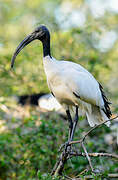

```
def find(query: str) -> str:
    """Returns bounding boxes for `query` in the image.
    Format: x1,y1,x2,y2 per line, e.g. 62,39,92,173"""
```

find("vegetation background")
0,0,118,179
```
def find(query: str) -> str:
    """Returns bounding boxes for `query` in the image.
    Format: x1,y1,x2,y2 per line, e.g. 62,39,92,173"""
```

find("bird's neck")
42,37,51,58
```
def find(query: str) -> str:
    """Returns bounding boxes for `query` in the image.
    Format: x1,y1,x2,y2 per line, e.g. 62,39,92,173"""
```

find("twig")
81,142,94,171
75,174,118,179
69,115,118,173
69,152,118,159
63,174,73,180
52,115,118,177
108,174,118,178
70,115,118,145
51,150,68,176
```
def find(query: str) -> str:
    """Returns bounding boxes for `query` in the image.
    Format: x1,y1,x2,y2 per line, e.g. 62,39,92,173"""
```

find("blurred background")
0,0,118,179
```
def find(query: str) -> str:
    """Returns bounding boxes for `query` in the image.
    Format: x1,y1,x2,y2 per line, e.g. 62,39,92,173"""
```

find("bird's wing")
73,73,103,107
60,62,105,107
57,60,111,121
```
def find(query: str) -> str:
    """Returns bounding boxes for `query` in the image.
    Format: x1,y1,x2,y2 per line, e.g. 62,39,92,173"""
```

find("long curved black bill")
11,34,34,68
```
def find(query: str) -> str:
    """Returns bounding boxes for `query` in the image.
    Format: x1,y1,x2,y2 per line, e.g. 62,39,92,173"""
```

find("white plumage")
43,55,110,127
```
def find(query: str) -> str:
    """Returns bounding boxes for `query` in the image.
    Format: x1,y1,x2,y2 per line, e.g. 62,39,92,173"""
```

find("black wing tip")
73,92,80,99
99,83,112,118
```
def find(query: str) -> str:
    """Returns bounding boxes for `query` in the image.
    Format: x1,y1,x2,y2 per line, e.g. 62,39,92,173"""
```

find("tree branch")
51,150,68,176
75,174,118,179
69,152,118,159
81,142,94,171
70,115,118,145
52,115,118,177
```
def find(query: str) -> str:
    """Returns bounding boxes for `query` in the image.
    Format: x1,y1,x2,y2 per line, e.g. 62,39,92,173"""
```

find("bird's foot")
59,141,72,153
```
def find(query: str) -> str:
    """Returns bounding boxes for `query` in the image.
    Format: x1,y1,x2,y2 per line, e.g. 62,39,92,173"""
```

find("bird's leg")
59,109,73,152
64,106,79,152
70,106,78,141
66,109,73,141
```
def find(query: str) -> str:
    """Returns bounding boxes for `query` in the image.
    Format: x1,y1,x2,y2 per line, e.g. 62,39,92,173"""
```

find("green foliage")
0,110,66,179
0,106,117,179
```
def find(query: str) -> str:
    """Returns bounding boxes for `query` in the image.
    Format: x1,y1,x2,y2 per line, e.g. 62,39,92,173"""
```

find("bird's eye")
35,26,42,33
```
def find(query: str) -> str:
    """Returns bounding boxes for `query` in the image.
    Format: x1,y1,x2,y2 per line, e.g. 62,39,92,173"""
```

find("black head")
32,25,50,41
11,25,50,68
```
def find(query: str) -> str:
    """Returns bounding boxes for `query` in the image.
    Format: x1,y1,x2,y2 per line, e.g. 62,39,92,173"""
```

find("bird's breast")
47,77,78,106
43,57,80,106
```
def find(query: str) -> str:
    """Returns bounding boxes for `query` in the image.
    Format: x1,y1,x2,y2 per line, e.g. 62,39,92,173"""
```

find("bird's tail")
86,105,111,127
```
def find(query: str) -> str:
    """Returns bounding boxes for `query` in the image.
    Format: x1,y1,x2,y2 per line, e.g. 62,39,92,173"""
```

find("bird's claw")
59,141,71,152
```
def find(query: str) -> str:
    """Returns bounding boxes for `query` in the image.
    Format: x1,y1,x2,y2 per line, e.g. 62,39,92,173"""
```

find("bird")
11,25,112,146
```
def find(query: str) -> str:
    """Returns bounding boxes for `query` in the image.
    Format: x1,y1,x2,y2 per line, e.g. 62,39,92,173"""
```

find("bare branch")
52,115,118,177
51,150,68,176
81,142,94,171
70,115,118,145
75,174,118,179
69,152,118,159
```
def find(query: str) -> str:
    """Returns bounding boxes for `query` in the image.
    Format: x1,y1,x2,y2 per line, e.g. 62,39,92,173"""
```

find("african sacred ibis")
11,25,112,144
